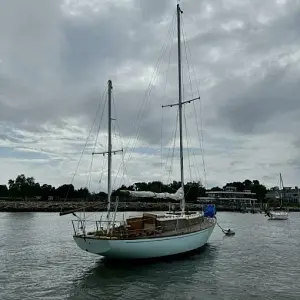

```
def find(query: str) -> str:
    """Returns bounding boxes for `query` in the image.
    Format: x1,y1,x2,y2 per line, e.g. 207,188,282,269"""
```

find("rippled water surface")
1,212,300,300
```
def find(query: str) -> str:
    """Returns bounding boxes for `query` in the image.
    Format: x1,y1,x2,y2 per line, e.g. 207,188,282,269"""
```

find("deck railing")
71,219,126,236
71,216,216,239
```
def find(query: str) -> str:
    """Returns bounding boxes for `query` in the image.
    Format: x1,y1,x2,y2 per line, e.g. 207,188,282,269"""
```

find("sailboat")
265,173,289,220
60,4,216,260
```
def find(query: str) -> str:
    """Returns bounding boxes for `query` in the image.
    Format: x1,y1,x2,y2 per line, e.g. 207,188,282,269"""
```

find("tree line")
0,174,270,202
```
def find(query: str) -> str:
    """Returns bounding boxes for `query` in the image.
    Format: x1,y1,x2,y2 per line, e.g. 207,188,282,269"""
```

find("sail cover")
120,187,184,201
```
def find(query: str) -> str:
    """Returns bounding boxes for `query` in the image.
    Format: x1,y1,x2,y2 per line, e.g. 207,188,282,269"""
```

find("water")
1,211,299,300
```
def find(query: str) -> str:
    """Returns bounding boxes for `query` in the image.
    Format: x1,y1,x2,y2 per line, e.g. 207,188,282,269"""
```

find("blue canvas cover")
203,204,216,218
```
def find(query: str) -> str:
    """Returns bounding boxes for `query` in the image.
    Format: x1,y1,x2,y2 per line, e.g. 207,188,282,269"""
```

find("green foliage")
223,181,245,192
8,174,41,199
0,185,8,197
251,181,267,202
185,181,205,202
2,174,91,200
210,186,222,191
0,174,269,203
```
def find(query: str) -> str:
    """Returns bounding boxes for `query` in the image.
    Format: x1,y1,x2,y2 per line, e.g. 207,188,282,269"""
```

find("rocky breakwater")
1,200,300,213
0,200,202,213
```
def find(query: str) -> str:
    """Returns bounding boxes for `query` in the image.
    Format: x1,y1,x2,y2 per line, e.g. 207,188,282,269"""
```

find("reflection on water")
68,245,219,300
1,212,300,300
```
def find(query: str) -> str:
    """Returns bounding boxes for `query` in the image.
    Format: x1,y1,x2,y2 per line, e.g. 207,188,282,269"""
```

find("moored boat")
61,3,217,260
265,173,289,220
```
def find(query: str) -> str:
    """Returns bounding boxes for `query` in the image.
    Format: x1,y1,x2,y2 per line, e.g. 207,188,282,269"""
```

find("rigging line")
98,158,107,186
119,12,177,169
190,141,202,181
181,30,202,183
186,132,202,184
163,110,178,178
182,20,207,188
112,13,177,189
183,104,201,182
160,106,164,190
166,110,179,184
61,87,107,208
182,16,208,188
182,25,195,99
162,109,178,182
194,99,207,187
183,106,194,198
111,92,130,190
81,90,108,220
83,160,108,221
126,63,173,166
183,107,193,183
123,14,176,152
112,60,168,187
90,91,108,154
93,92,108,154
162,18,175,99
84,153,95,220
180,23,201,186
83,190,107,220
160,22,175,190
90,91,108,195
185,107,202,182
82,158,106,222
112,94,137,190
181,23,200,174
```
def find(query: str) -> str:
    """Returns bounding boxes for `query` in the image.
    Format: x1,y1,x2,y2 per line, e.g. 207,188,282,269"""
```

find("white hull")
73,220,216,259
268,210,288,220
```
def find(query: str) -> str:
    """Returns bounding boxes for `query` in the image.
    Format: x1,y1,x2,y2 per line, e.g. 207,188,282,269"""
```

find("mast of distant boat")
279,173,284,208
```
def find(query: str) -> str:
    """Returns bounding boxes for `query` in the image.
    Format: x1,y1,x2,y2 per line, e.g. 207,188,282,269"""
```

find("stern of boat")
73,234,111,256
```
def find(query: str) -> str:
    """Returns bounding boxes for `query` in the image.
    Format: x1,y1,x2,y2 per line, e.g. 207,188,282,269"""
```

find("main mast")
177,4,185,213
107,79,113,216
162,4,200,212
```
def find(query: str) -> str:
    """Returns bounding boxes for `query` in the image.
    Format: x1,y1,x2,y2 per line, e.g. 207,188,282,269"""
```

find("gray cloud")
216,64,300,134
0,0,180,145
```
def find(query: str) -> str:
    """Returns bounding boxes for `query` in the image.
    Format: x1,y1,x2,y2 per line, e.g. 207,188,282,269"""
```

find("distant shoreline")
0,200,300,213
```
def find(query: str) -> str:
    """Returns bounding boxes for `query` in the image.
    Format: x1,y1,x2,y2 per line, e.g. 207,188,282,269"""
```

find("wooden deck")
83,217,216,240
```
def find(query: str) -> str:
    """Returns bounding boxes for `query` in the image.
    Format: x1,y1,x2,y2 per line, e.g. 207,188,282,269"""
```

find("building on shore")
197,186,259,211
265,186,300,204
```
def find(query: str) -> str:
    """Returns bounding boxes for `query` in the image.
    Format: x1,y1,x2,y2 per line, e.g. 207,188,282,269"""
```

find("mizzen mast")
92,80,123,226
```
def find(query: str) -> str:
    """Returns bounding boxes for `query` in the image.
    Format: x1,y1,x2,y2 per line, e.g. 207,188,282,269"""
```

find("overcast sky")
1,0,300,192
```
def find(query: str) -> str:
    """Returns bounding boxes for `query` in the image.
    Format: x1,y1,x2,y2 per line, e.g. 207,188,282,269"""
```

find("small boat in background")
267,210,288,220
265,173,289,220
